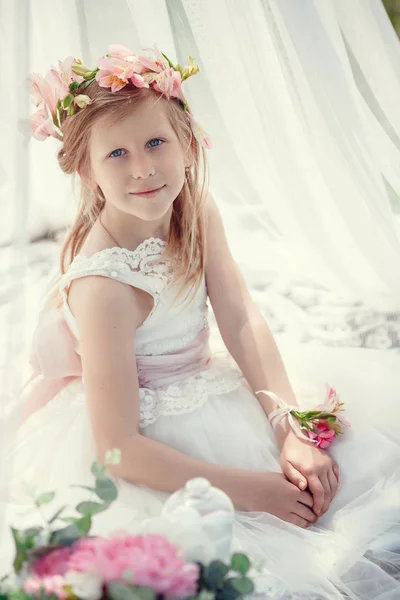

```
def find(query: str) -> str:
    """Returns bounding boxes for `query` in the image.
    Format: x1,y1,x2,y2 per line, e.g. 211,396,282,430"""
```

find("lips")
130,185,165,195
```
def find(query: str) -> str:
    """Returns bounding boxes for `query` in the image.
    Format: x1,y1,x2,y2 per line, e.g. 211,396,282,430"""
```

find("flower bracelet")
255,385,351,448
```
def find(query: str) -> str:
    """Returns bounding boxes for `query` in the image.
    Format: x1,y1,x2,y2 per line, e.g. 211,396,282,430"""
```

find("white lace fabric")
57,238,245,427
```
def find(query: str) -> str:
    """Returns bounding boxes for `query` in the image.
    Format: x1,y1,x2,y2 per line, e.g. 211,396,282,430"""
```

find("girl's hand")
241,472,318,528
277,428,340,517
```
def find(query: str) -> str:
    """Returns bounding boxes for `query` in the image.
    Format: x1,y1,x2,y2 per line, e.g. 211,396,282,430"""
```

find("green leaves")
62,94,74,108
230,554,250,575
83,69,99,80
69,81,80,92
7,451,122,578
49,522,82,546
35,491,55,507
95,477,118,503
76,501,109,516
223,577,254,597
11,527,39,574
204,561,230,589
198,555,254,599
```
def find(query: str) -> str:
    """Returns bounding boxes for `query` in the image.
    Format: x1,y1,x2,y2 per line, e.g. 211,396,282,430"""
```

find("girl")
2,45,400,598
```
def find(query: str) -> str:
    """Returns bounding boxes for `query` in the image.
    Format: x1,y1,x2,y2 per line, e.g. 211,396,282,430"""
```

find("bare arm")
205,193,297,442
69,275,256,508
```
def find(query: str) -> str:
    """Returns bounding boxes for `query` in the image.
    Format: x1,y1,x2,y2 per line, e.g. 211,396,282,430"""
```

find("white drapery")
1,0,400,559
1,0,400,306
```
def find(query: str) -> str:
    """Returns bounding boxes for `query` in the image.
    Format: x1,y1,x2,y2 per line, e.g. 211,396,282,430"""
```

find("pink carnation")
32,546,72,577
307,423,336,449
68,534,199,598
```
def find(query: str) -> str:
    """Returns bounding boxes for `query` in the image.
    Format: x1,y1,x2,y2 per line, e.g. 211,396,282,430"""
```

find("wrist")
274,416,292,447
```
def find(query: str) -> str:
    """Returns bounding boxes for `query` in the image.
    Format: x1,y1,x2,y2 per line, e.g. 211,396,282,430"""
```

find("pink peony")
32,546,72,577
24,575,68,599
307,423,336,449
67,537,107,572
68,534,199,598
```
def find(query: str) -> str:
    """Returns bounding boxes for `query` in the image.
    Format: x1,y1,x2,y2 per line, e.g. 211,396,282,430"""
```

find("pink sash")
20,308,212,423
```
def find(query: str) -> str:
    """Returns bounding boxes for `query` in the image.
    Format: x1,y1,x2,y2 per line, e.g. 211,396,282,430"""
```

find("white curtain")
1,0,400,550
1,0,400,304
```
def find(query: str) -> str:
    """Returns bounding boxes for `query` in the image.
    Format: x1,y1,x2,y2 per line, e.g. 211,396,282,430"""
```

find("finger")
328,468,338,500
333,462,340,483
308,475,325,516
297,490,314,509
282,461,308,491
320,472,331,514
294,501,318,525
289,514,310,529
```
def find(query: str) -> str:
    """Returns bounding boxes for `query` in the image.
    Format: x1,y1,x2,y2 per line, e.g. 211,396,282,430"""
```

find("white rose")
64,571,102,600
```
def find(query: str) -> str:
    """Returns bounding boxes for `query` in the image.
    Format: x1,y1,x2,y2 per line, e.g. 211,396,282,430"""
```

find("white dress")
2,237,400,599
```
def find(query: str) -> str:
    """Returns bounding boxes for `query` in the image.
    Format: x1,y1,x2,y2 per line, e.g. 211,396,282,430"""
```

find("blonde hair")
46,82,208,310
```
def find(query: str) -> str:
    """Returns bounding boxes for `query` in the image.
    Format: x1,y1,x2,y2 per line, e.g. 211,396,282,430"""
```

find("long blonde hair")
45,83,208,310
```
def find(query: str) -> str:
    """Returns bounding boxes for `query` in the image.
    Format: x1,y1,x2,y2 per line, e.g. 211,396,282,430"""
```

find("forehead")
90,98,174,148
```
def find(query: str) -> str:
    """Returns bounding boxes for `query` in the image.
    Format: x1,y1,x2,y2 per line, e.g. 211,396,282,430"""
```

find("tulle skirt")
2,338,400,599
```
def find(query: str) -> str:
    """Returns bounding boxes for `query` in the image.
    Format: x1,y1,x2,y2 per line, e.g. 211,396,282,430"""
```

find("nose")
130,153,155,179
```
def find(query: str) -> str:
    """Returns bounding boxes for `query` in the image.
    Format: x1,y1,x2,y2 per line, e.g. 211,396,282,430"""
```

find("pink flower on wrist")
307,423,336,449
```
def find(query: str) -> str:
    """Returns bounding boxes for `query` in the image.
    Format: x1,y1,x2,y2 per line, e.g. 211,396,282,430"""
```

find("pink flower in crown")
96,56,149,93
31,106,58,141
307,423,336,449
30,72,59,116
138,44,170,74
24,575,68,599
32,546,72,577
106,44,147,74
47,56,84,99
144,68,184,101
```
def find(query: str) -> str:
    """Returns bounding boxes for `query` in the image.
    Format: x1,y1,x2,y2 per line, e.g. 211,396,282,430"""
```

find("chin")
137,204,174,221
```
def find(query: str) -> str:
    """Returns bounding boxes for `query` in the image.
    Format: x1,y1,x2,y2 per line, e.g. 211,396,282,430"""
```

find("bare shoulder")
68,275,145,335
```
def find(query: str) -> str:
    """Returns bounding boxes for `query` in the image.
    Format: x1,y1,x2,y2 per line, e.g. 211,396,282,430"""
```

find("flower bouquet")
0,450,256,600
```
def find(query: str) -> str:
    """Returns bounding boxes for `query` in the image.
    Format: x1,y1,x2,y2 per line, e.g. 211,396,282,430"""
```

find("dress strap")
59,238,171,306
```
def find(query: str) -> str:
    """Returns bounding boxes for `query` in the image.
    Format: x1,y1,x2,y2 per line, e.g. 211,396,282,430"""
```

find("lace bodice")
60,238,207,356
58,238,244,428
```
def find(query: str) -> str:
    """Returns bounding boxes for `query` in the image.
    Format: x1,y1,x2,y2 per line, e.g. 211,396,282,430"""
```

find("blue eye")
110,148,126,158
148,139,163,148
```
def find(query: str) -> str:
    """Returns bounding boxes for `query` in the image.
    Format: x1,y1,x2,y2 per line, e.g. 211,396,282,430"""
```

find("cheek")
163,153,186,183
95,163,126,190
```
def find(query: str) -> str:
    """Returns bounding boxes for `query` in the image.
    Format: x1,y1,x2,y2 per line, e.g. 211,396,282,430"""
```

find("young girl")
2,45,400,598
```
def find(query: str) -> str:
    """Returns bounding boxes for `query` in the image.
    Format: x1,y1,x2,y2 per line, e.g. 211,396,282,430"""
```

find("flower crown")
30,44,211,149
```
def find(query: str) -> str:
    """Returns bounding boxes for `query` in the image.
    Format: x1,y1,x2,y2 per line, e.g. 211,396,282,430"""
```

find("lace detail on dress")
33,357,245,430
139,356,245,428
59,238,171,325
